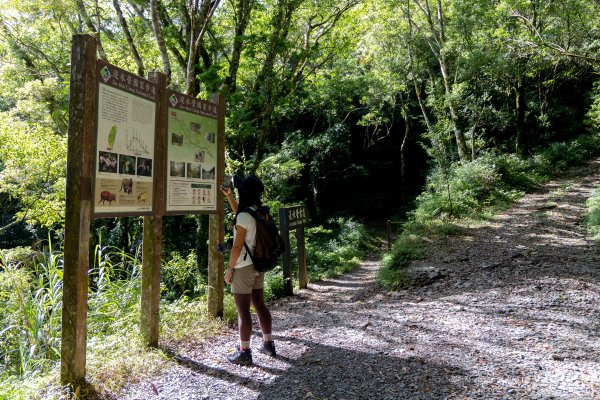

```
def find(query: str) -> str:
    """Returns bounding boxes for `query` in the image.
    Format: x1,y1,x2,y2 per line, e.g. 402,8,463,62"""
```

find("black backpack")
242,206,285,273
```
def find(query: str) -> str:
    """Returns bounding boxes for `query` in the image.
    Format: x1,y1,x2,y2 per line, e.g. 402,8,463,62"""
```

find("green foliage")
586,187,600,243
378,231,428,291
413,152,527,220
0,245,62,378
304,218,375,281
263,267,286,302
161,250,205,301
0,246,40,269
382,233,426,270
159,297,226,343
380,131,600,290
222,293,239,328
586,81,600,134
0,111,66,230
411,134,600,222
256,153,304,202
88,245,142,336
537,134,600,173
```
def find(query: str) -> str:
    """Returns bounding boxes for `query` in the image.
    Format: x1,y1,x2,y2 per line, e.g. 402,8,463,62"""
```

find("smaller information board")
165,91,219,214
93,60,157,216
285,205,309,228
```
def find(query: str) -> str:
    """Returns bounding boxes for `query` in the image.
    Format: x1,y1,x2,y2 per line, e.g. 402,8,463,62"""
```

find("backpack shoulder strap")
239,207,258,259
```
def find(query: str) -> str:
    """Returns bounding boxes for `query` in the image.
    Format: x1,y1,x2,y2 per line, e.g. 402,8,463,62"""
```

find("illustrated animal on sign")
137,159,151,176
98,191,116,205
120,178,133,194
137,192,148,205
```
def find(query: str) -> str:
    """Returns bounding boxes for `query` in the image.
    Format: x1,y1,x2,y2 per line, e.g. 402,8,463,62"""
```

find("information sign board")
165,90,219,213
286,204,309,228
93,60,157,216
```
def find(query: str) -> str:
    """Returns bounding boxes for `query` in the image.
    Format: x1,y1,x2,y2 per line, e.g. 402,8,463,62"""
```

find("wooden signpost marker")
140,71,167,346
207,94,226,317
61,34,97,385
279,204,309,295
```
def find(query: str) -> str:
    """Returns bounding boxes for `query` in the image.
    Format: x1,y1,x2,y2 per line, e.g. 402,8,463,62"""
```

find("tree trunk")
113,0,145,77
515,76,526,155
150,0,171,83
225,0,253,94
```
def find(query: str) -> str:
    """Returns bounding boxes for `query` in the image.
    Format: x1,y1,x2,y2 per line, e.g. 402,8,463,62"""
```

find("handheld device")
222,175,233,190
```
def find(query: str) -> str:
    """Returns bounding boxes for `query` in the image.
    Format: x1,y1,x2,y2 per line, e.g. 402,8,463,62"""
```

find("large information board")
165,90,219,214
93,60,157,216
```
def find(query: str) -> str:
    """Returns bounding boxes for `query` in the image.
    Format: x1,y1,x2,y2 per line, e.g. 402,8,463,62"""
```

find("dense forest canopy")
0,0,599,247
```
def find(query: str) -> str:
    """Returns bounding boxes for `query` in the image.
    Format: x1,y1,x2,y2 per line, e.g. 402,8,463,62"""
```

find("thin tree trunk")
113,0,145,77
76,0,108,61
150,0,171,83
400,97,409,184
225,0,253,94
413,0,469,161
185,0,220,95
515,76,526,155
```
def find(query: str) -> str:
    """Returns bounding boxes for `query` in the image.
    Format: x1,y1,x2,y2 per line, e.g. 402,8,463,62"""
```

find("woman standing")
222,174,276,365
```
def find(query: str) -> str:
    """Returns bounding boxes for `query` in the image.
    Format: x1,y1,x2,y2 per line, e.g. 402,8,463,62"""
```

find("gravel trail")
123,160,600,400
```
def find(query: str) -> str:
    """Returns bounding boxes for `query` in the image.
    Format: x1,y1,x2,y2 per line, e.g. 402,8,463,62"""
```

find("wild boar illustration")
98,191,116,205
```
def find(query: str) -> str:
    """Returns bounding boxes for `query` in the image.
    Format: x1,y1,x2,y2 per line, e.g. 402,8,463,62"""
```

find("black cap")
234,174,264,198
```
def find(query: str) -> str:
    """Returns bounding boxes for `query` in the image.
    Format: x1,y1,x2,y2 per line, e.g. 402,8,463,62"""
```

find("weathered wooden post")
207,93,226,317
61,34,97,385
140,71,167,346
279,204,309,295
296,223,308,289
279,208,294,296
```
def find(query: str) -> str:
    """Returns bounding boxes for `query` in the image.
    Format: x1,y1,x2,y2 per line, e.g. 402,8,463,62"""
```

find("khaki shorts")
231,264,264,294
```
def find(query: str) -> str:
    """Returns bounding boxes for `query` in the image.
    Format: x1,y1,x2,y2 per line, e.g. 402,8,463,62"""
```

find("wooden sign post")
140,71,167,346
207,93,226,318
61,34,225,385
61,34,97,386
279,205,309,295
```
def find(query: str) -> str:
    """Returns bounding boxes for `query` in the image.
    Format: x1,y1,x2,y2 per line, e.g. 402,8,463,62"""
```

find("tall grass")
0,244,63,379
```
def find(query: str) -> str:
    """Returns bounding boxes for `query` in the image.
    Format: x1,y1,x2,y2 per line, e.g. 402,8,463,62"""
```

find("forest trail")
122,160,600,399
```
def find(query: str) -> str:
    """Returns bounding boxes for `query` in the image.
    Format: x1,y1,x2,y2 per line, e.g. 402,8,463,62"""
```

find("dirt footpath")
123,160,600,400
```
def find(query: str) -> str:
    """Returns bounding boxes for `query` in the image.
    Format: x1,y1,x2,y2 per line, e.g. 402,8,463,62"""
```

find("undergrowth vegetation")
379,133,600,290
586,187,600,244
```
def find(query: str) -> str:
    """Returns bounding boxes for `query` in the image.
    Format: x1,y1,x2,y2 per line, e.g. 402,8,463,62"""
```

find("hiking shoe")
258,341,276,357
227,347,252,365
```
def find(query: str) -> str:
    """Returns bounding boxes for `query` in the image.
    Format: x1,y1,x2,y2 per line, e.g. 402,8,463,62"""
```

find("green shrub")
585,80,600,134
162,250,205,301
587,187,600,243
222,293,238,327
0,246,41,270
413,153,525,220
263,267,285,302
304,218,375,282
537,134,600,171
